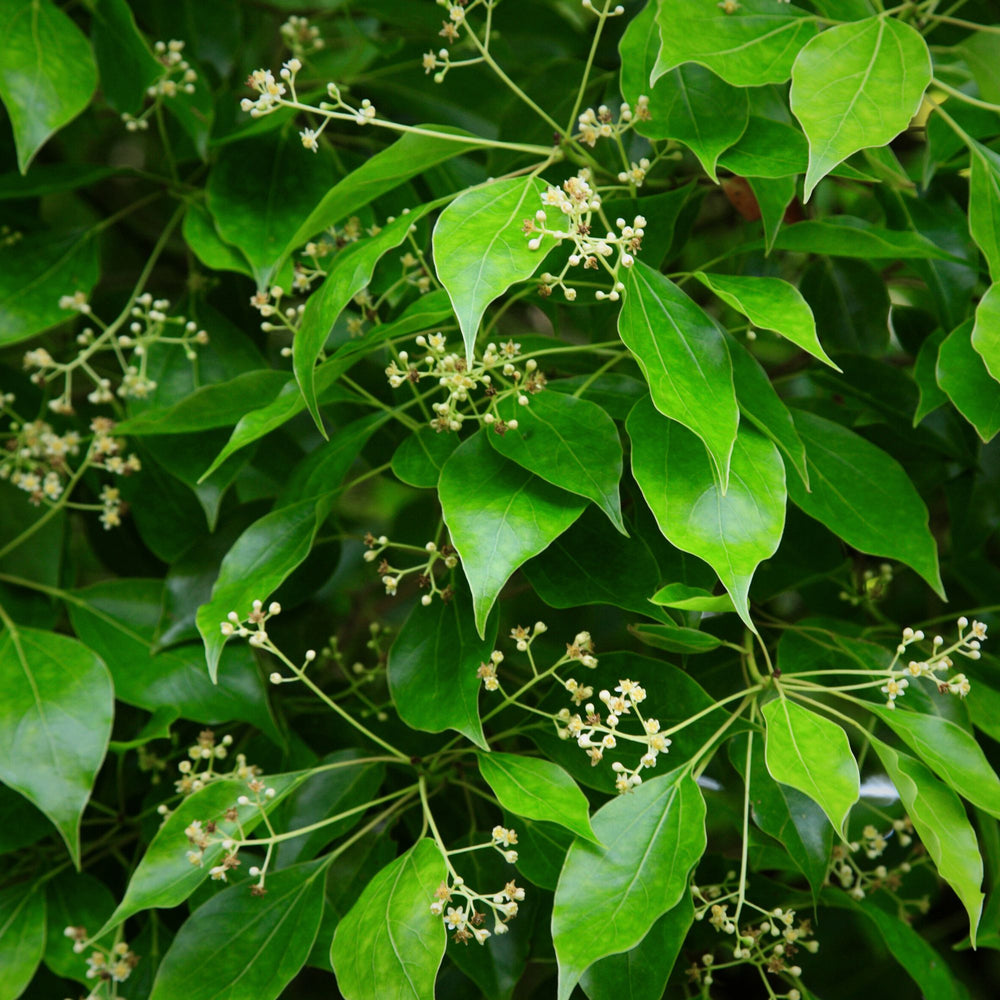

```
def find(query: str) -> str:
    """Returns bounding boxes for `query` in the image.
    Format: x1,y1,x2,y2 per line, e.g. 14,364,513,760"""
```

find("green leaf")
762,697,859,833
0,882,45,999
478,752,597,843
0,0,98,172
490,390,625,534
912,329,948,424
90,0,161,114
387,584,497,750
620,261,738,488
799,258,890,356
790,17,931,200
392,427,459,488
0,625,112,865
770,218,954,259
273,752,386,869
969,146,1000,281
44,871,115,982
433,176,550,361
149,861,326,1000
649,582,735,613
652,0,816,87
330,839,446,1000
628,398,786,630
294,209,431,433
694,272,838,370
749,174,798,253
439,431,587,637
579,894,694,1000
870,737,984,943
719,116,809,178
283,127,483,269
182,202,253,278
819,890,966,1000
0,162,117,199
726,333,809,488
552,769,706,1000
787,410,944,596
99,773,305,934
0,228,100,347
732,732,833,898
67,579,275,737
196,499,325,680
629,621,723,654
868,706,1000,820
206,131,336,287
972,282,1000,385
937,319,1000,442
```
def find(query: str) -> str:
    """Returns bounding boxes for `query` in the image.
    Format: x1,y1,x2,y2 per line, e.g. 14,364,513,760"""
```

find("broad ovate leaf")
653,0,817,87
0,625,112,865
870,737,984,944
433,176,550,361
439,431,587,636
762,697,859,833
478,751,597,843
330,839,447,1000
790,17,931,200
552,769,706,1000
0,882,45,999
972,282,1000,384
787,410,944,596
620,261,738,489
936,318,1000,442
627,397,785,630
0,0,98,171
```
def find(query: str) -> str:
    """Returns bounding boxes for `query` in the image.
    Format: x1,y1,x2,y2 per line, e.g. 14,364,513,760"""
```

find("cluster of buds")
477,622,550,692
688,884,816,998
840,561,894,606
880,618,984,709
435,0,471,44
575,96,649,149
169,730,246,796
63,929,140,992
121,40,197,130
220,599,282,650
250,284,308,342
385,334,546,435
280,15,324,59
524,170,645,302
828,817,922,909
24,291,207,412
363,534,458,605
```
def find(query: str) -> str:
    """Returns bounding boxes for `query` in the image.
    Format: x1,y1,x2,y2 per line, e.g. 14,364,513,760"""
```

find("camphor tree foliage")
5,0,1000,997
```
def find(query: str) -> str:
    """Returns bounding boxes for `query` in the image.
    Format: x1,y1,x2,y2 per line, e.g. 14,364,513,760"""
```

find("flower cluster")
169,729,255,797
63,928,140,997
880,618,983,709
23,291,207,413
523,170,646,301
280,15,324,59
363,534,459,605
575,96,649,149
477,622,548,691
121,40,197,131
385,334,546,434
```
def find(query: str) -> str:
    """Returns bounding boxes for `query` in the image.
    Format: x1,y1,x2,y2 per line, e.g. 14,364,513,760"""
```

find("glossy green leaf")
628,397,786,630
937,319,1000,441
868,706,1000,819
283,126,482,268
0,625,112,865
579,894,693,1000
149,861,325,1000
387,584,497,749
182,202,253,277
0,228,100,347
749,174,798,253
90,0,161,114
196,499,325,680
478,751,597,843
100,773,305,934
719,116,809,178
733,732,833,897
799,257,890,356
870,737,983,942
439,431,587,636
972,282,1000,384
0,882,45,999
552,769,706,1000
790,17,931,200
67,579,275,737
510,817,574,891
649,582,735,613
330,839,446,1000
969,145,1000,281
0,0,98,171
770,218,953,260
787,410,944,596
653,0,816,87
629,621,723,654
392,427,459,488
433,176,550,361
620,261,738,488
206,131,335,287
44,871,115,982
726,332,809,488
762,697,859,833
0,162,117,199
294,208,432,433
490,390,625,534
695,272,838,370
912,330,948,424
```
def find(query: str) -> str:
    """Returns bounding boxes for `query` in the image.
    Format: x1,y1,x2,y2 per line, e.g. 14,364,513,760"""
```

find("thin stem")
931,77,1000,113
733,732,753,933
565,1,612,138
923,11,1000,34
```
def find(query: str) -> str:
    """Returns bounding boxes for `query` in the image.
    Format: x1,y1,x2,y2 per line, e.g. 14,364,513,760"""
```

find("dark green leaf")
0,882,45,999
912,329,948,424
719,116,808,178
771,218,954,260
392,427,459,488
972,282,1000,385
969,145,1000,281
937,318,1000,441
799,257,890,355
628,621,723,654
749,174,798,252
649,582,735,613
90,0,161,114
44,871,115,981
182,202,253,278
